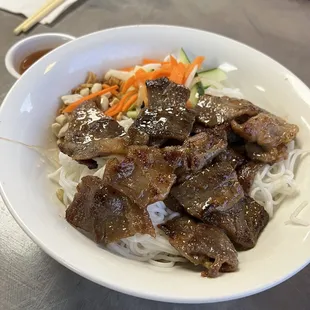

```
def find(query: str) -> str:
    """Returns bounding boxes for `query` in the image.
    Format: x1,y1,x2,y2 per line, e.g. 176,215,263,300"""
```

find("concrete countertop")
1,0,310,309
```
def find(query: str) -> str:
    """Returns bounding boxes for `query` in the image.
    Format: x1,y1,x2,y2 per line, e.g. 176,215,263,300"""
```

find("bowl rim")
5,32,76,79
1,24,310,303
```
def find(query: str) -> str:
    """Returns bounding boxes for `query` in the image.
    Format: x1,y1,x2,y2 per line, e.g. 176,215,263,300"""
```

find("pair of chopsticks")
14,0,64,35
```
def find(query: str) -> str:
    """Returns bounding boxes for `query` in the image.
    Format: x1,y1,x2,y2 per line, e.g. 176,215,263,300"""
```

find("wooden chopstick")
14,0,56,35
14,0,65,35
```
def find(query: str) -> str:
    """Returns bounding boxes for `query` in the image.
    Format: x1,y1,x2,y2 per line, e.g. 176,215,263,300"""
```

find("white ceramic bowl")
5,32,76,79
1,25,310,303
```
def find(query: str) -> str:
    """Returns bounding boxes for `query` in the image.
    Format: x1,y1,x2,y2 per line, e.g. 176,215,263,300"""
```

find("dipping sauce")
19,48,54,75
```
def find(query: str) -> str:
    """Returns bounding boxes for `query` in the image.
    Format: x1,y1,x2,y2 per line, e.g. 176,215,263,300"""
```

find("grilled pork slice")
59,101,128,160
66,176,155,244
171,162,244,221
203,196,269,250
103,146,176,208
245,143,288,164
134,106,196,142
231,112,299,150
145,77,190,110
237,161,264,194
159,216,238,278
133,78,195,143
195,95,261,127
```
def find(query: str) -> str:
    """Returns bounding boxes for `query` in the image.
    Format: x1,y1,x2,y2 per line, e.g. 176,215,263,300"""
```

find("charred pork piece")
161,146,189,170
146,77,190,109
192,122,245,147
231,113,299,150
192,122,244,146
245,143,288,164
191,122,210,135
171,162,244,220
203,196,269,250
134,106,196,142
195,95,261,127
133,78,195,142
148,137,168,147
161,146,192,183
66,176,155,244
103,146,176,209
127,126,149,145
162,128,227,177
59,101,128,161
214,147,245,169
159,216,238,278
76,159,98,170
183,131,227,171
224,124,246,146
163,194,184,213
237,161,264,193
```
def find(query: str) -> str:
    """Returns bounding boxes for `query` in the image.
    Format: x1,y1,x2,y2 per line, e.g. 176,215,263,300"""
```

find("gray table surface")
1,0,310,309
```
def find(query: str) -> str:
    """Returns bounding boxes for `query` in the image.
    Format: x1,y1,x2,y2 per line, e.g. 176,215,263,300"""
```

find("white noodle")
285,201,310,227
250,141,309,218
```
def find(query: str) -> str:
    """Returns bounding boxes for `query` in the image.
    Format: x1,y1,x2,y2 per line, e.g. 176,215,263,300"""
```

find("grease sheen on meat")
146,77,190,109
245,143,288,163
159,216,238,278
195,95,261,127
103,146,176,208
214,147,245,169
66,176,155,244
171,162,244,221
133,78,195,142
59,101,128,161
134,106,196,142
231,113,299,150
203,196,269,250
161,128,227,183
183,130,227,171
237,161,264,193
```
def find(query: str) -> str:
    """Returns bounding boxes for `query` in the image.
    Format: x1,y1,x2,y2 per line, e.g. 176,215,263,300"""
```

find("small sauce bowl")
5,33,76,79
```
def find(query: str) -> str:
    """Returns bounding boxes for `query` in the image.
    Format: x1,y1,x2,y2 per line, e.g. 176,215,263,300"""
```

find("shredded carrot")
135,68,147,77
150,69,171,80
142,58,162,65
186,100,193,109
161,63,173,71
121,75,136,93
192,56,205,69
105,90,136,116
63,85,118,113
102,84,119,95
122,94,138,112
184,56,205,83
135,69,153,86
170,62,186,84
170,55,178,68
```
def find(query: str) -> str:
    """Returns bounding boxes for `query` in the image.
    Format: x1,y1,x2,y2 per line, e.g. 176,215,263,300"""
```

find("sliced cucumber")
128,103,136,111
198,68,227,83
179,48,191,64
196,81,205,96
180,48,205,105
201,79,224,90
189,84,201,106
127,110,139,119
